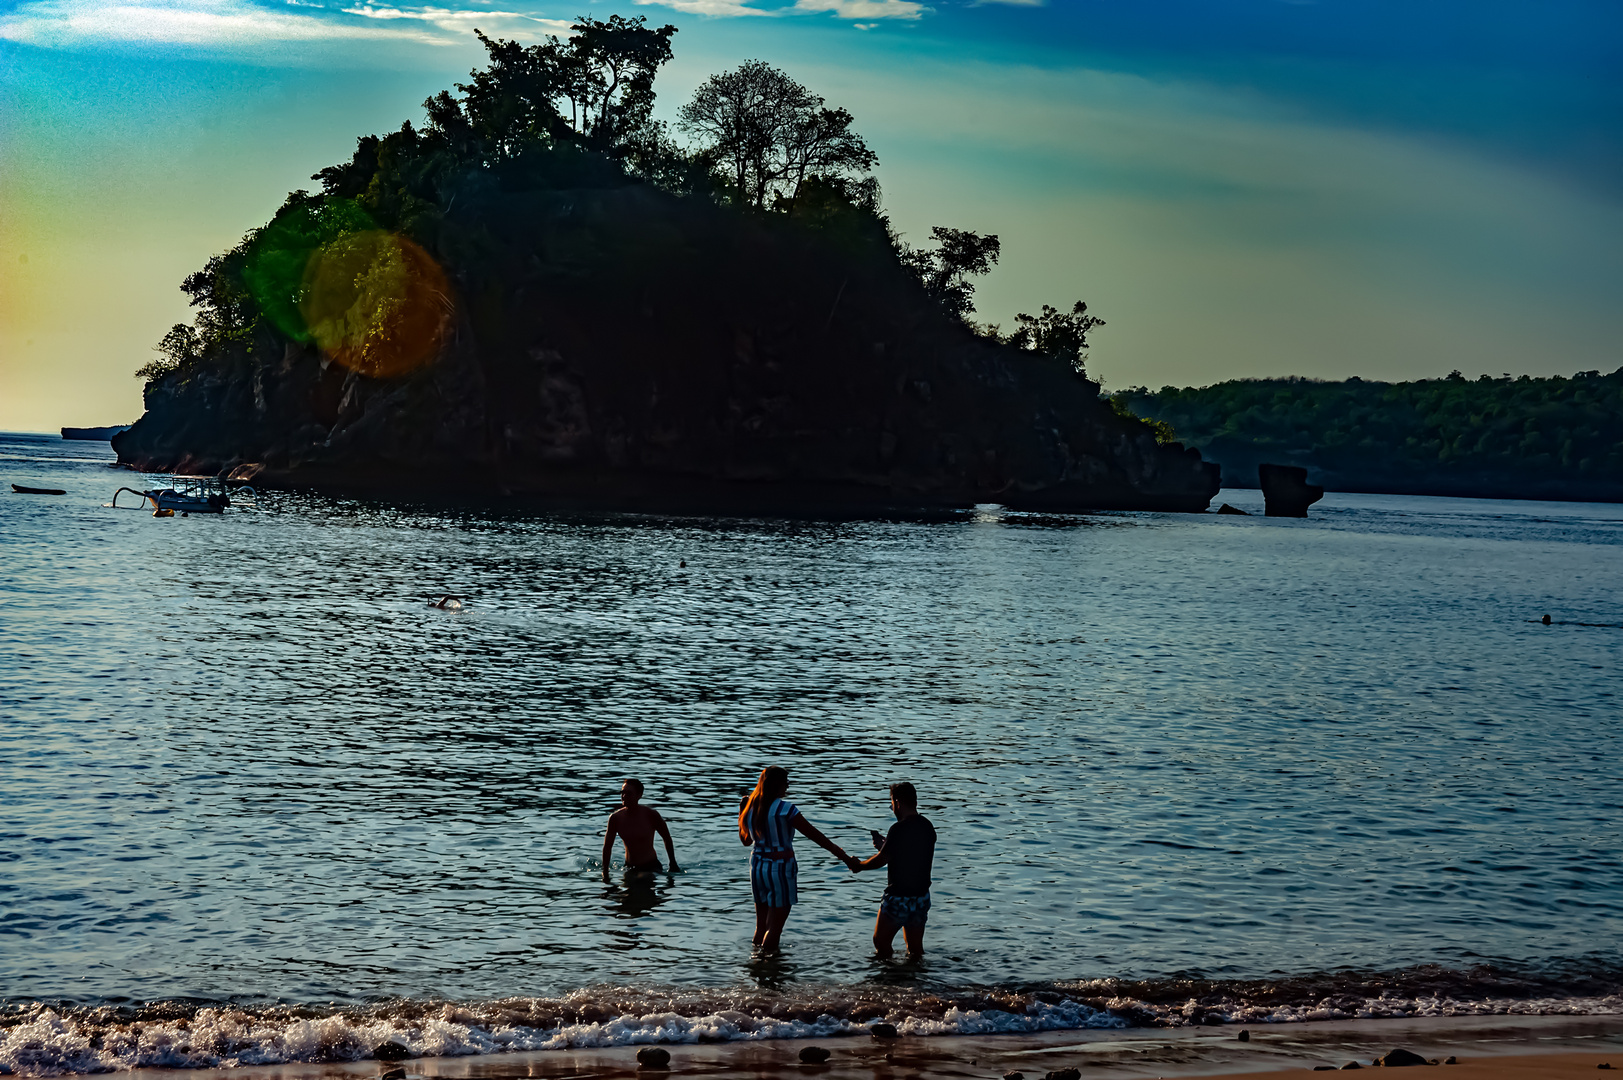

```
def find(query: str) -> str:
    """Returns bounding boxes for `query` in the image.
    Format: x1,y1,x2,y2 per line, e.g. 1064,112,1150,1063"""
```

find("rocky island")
115,23,1219,513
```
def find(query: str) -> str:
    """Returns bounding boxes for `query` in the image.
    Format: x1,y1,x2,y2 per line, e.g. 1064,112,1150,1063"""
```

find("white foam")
3,994,1618,1076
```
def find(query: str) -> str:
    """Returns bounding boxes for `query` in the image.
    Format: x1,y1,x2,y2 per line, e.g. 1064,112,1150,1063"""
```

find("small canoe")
12,484,67,495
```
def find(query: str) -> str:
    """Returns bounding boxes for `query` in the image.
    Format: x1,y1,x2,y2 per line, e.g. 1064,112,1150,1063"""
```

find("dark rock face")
1216,503,1249,515
1259,463,1324,517
114,186,1219,514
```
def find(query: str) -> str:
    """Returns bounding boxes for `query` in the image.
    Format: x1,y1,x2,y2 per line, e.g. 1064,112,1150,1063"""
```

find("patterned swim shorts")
751,852,798,907
878,891,930,929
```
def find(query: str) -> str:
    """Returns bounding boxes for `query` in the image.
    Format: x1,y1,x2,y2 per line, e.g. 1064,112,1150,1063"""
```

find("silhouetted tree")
899,226,1000,321
135,324,202,383
678,61,875,210
1007,301,1103,374
419,17,676,165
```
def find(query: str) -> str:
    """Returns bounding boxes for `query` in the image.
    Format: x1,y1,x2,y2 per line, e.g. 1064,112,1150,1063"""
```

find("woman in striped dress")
739,765,856,953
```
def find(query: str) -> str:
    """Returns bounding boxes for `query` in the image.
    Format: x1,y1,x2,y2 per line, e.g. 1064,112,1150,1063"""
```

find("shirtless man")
601,778,681,881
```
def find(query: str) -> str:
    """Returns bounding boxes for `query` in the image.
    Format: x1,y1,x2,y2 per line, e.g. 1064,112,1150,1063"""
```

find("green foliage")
1107,394,1178,444
243,194,378,344
1115,371,1623,486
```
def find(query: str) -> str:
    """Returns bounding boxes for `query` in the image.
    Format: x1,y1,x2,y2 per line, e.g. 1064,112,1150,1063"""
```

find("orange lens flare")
300,231,452,379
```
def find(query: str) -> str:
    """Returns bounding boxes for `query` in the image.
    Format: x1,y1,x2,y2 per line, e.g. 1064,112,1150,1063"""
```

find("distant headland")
1114,372,1623,504
111,21,1218,513
63,425,131,441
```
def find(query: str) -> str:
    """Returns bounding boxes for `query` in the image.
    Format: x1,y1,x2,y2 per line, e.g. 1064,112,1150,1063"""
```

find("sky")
1,0,1620,430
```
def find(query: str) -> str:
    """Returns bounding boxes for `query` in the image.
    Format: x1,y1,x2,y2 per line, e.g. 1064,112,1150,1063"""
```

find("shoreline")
100,1015,1623,1080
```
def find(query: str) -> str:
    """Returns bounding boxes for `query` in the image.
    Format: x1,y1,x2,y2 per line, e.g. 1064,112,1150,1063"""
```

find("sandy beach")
106,1015,1623,1080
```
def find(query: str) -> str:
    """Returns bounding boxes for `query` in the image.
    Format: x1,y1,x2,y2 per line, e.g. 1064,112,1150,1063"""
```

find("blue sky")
1,0,1620,429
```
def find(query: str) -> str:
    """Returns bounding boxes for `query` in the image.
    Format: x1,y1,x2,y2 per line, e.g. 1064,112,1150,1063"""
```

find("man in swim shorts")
849,781,936,958
601,778,681,881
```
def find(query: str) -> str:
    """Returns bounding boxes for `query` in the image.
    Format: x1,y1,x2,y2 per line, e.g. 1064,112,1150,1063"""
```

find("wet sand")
115,1014,1623,1080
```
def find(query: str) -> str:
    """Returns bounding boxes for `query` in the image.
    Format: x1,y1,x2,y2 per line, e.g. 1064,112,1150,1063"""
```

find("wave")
4,964,1621,1077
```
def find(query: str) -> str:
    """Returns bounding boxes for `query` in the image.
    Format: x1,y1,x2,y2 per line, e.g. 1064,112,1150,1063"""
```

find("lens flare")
299,230,452,379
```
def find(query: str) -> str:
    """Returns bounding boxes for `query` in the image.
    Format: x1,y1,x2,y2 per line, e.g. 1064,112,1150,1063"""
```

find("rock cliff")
116,184,1219,513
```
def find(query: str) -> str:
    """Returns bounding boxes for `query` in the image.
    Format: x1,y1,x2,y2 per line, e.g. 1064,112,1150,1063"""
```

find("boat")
12,484,67,495
108,475,256,515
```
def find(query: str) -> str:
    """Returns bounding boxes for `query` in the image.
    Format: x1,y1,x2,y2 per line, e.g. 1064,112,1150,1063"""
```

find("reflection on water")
1,431,1621,1011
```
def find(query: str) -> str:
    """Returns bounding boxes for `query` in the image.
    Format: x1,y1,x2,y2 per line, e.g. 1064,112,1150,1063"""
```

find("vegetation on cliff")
1114,370,1623,501
116,21,1216,510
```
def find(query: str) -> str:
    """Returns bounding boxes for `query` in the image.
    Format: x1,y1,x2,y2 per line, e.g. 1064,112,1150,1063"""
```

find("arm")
792,813,851,866
654,811,681,872
851,847,889,873
601,815,618,882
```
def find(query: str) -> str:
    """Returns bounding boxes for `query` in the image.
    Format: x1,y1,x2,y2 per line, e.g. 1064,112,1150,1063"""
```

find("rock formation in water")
1259,463,1325,517
114,184,1220,513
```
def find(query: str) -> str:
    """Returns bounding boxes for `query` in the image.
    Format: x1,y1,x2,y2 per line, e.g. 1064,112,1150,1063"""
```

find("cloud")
793,0,923,18
0,0,456,47
342,3,570,33
630,0,772,16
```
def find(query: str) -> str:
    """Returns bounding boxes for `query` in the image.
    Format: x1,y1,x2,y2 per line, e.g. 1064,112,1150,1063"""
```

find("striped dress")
748,798,799,907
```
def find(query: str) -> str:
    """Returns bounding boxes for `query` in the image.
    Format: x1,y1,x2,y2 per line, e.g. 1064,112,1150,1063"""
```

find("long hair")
738,766,789,843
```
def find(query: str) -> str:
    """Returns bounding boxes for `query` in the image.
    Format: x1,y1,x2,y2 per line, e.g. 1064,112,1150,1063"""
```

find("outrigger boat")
109,475,256,515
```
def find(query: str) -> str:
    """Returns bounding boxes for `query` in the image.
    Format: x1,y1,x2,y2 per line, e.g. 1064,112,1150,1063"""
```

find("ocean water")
2,430,1621,1073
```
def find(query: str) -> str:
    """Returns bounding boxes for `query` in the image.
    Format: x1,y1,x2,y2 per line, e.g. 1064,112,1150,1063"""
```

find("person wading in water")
849,781,936,959
601,778,681,880
739,765,855,953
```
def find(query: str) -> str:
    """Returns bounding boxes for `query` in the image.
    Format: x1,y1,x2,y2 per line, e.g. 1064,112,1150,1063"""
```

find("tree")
1007,301,1103,374
899,226,1000,321
678,61,875,210
419,17,677,166
135,324,202,383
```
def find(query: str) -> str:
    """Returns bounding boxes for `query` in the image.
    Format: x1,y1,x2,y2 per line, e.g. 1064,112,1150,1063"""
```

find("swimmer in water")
430,595,464,609
602,778,681,881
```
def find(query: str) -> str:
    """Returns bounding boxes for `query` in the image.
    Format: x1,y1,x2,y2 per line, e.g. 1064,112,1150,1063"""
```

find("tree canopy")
1115,371,1623,498
677,60,877,211
138,30,1093,393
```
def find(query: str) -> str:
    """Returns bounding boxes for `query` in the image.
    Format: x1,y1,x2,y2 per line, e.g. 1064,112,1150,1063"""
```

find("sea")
2,429,1620,1075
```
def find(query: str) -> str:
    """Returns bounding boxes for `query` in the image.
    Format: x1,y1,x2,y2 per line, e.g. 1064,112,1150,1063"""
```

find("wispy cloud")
793,0,924,19
630,0,773,16
341,4,570,33
0,0,451,47
0,0,568,50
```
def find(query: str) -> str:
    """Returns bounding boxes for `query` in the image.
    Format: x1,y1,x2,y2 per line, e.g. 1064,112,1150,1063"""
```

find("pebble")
636,1047,671,1069
373,1043,411,1062
1004,1072,1025,1080
870,1023,899,1039
799,1047,831,1064
1341,1063,1363,1071
380,1070,406,1080
1238,1030,1250,1042
1043,1069,1081,1080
